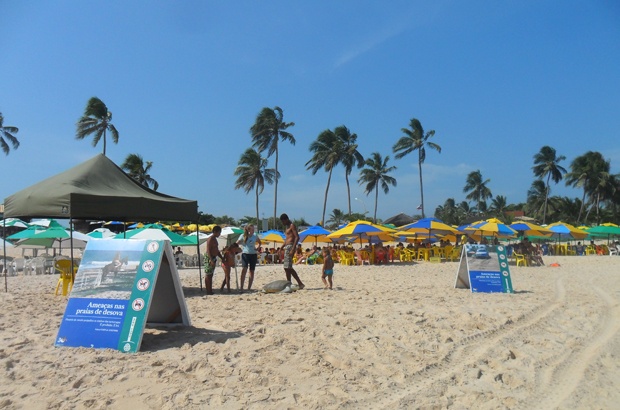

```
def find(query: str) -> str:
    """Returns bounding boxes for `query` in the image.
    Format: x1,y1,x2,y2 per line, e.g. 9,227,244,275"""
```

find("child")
220,243,240,293
321,247,334,290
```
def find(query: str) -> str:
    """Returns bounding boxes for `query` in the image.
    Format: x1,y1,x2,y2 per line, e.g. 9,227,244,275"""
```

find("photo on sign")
70,240,147,300
464,244,499,272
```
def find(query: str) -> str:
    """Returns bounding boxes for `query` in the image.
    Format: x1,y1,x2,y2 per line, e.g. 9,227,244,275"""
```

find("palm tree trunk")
345,173,352,215
273,147,279,229
322,170,333,226
542,175,551,224
255,186,260,230
374,187,379,223
577,186,587,224
418,151,425,218
102,128,107,156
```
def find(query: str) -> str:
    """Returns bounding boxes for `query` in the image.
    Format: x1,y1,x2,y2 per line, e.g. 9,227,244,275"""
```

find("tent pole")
195,221,202,291
70,218,75,274
3,218,7,292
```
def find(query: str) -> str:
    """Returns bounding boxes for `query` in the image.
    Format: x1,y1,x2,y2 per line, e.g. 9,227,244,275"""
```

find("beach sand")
1,255,619,409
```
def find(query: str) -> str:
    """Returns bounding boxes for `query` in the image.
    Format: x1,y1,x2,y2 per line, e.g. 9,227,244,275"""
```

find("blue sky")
1,1,619,225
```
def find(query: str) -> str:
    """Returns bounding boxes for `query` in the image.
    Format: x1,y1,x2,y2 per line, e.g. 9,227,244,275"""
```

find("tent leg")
195,222,202,291
3,219,7,293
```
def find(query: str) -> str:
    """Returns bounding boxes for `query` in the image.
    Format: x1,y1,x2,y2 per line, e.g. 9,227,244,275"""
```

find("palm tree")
306,128,345,225
358,152,397,223
532,146,567,224
526,179,547,220
585,166,617,223
234,148,278,226
489,195,508,218
434,198,459,225
565,151,608,224
392,118,441,218
76,97,119,156
463,170,492,215
334,126,364,215
0,112,20,155
326,208,347,230
121,153,159,190
250,106,295,229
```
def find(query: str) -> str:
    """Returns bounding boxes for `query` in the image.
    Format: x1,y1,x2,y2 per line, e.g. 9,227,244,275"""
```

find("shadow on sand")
141,325,244,351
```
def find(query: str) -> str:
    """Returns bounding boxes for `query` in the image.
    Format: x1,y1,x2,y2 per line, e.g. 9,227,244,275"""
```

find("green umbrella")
114,227,195,246
11,226,91,249
585,225,620,242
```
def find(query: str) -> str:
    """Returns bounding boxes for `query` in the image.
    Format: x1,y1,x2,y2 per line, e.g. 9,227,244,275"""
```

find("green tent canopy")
3,154,198,222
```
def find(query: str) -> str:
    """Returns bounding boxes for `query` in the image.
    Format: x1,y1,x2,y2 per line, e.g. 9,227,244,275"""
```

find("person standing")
321,247,334,290
237,224,261,292
279,213,305,289
220,243,240,293
205,226,223,295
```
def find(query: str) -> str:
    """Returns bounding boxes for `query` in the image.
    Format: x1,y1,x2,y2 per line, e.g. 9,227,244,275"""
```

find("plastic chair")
447,247,462,262
338,251,355,266
258,253,268,265
513,252,528,267
54,259,75,296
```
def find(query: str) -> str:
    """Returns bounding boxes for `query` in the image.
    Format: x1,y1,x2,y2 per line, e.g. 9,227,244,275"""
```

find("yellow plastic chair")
447,247,462,262
54,259,75,296
513,252,528,267
338,251,355,266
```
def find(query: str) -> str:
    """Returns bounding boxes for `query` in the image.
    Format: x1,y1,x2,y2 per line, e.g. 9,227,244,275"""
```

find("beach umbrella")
0,218,30,229
326,220,396,245
217,226,244,246
546,221,588,240
260,230,286,243
114,227,195,246
465,218,517,240
509,221,553,238
6,225,47,241
29,219,63,228
185,231,209,244
86,227,116,239
11,226,91,249
299,225,332,244
585,225,620,242
397,217,459,237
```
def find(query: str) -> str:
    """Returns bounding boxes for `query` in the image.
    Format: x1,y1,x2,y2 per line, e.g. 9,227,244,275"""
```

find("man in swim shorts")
280,213,305,290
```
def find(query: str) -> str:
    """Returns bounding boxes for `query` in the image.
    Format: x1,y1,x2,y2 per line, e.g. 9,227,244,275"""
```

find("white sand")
1,255,619,409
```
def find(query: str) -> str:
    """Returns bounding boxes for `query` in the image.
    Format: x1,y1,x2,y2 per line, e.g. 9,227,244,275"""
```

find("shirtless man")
205,225,224,295
280,213,305,289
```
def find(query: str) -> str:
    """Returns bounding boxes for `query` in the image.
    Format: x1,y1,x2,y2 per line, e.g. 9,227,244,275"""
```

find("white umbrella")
0,218,30,229
87,227,116,239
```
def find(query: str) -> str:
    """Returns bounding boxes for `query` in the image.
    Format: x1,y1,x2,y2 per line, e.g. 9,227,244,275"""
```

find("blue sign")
455,244,513,293
56,239,168,352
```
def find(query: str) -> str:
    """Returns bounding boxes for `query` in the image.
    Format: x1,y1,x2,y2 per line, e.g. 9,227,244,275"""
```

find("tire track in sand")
528,274,620,410
349,272,568,409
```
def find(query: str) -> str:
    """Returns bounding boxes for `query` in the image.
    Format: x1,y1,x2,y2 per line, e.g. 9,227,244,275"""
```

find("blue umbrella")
299,225,332,244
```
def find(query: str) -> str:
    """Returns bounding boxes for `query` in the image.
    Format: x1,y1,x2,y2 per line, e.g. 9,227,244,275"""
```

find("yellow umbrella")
465,218,517,239
546,221,588,240
326,220,396,245
510,221,553,237
199,224,215,232
260,230,286,243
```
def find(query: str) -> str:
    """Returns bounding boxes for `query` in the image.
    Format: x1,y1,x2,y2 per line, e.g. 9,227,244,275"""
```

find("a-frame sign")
454,244,514,293
55,239,191,353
